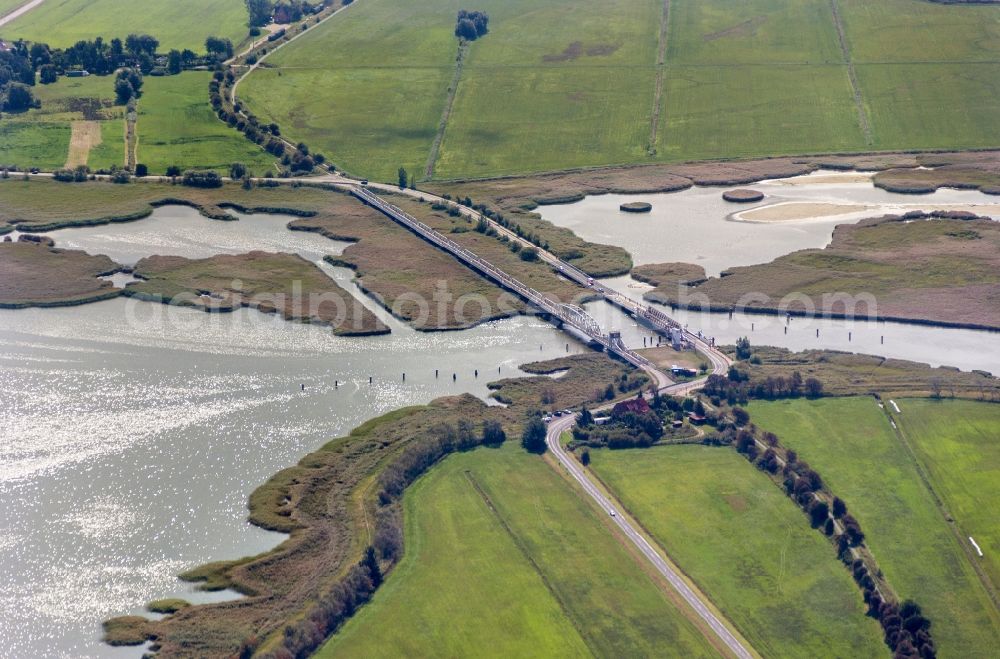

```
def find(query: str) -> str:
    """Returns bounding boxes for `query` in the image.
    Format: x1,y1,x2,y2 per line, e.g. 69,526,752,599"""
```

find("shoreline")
648,297,1000,334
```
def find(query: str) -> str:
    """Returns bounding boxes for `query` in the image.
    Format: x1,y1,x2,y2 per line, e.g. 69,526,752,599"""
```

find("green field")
239,0,1000,180
839,0,1000,64
319,445,719,657
590,444,884,658
0,0,249,51
0,0,28,17
857,63,1000,152
750,397,1000,659
434,0,660,178
896,399,1000,595
0,75,122,170
242,0,663,181
136,72,275,174
658,64,864,162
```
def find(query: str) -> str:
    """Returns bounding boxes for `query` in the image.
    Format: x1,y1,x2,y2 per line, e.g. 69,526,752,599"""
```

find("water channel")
0,207,588,657
4,173,1000,656
539,171,1000,373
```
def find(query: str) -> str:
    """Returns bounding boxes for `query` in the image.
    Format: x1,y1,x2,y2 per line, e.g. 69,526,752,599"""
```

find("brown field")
112,351,634,657
0,179,544,331
488,353,648,410
646,213,1000,330
731,346,1000,400
874,151,1000,194
389,193,588,305
127,251,387,336
65,120,103,168
289,197,524,331
0,239,120,307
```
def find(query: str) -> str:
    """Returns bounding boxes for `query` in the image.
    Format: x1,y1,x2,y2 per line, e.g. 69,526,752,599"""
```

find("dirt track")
65,121,102,168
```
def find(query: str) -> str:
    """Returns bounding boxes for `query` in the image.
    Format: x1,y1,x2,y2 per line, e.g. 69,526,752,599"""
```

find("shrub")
519,246,539,262
181,170,223,188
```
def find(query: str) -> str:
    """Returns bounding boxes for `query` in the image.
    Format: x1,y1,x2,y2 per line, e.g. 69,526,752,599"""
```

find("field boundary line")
464,469,600,657
829,0,873,146
647,0,671,155
882,403,1000,614
424,41,468,181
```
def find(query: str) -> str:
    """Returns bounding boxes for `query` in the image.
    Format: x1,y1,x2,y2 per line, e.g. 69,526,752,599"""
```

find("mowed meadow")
589,444,885,658
751,398,1000,659
0,0,250,51
317,445,719,658
240,0,1000,181
135,72,275,175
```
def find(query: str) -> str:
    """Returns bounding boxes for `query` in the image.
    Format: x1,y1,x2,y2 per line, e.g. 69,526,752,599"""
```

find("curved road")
345,180,749,655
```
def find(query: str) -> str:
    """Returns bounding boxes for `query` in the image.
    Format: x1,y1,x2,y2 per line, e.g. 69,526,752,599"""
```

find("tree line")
255,416,507,659
725,406,937,658
246,0,328,28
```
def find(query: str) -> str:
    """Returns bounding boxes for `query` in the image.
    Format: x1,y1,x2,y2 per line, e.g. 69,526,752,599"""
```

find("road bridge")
351,187,664,380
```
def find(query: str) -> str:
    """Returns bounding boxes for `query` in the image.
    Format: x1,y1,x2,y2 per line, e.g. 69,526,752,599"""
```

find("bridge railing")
353,188,651,370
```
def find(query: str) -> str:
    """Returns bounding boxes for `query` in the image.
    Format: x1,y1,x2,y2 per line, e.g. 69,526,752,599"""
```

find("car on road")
609,509,616,517
542,415,553,422
561,409,572,416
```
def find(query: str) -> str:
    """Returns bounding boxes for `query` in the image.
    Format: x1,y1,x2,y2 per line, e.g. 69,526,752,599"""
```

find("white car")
609,510,616,517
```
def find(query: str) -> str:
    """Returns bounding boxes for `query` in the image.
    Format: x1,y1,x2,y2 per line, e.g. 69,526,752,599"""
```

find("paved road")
352,186,658,374
547,412,753,659
0,0,44,28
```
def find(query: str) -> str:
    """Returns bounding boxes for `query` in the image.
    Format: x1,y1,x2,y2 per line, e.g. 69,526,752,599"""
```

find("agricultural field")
239,0,1000,181
0,0,28,17
319,444,718,658
0,74,123,170
895,399,1000,594
657,63,864,162
0,0,249,52
433,0,661,178
589,444,884,658
750,397,1000,659
135,72,275,174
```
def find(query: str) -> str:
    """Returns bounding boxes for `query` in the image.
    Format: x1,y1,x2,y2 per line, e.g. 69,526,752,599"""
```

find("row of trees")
703,370,823,406
246,0,325,27
261,416,507,659
21,33,233,85
210,70,322,175
728,407,936,658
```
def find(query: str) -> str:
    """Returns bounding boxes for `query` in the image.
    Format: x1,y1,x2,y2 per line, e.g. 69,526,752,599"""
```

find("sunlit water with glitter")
0,208,590,657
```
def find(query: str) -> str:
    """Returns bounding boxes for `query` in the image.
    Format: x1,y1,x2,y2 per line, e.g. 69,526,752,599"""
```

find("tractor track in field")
647,0,671,155
464,470,604,655
424,41,468,181
830,0,874,146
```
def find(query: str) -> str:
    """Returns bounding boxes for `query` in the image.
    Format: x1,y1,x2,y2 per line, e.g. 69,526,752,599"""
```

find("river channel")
0,206,589,657
3,179,1000,656
539,171,1000,373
